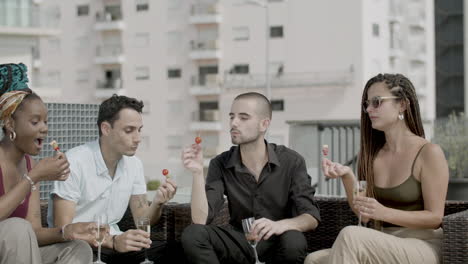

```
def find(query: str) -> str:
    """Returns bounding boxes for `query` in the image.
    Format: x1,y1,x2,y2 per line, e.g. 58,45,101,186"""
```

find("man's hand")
252,218,287,241
64,222,101,246
153,178,177,205
182,144,203,176
113,229,151,253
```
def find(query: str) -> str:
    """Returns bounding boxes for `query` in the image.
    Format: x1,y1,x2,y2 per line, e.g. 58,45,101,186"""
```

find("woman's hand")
353,196,390,222
322,158,352,179
29,152,70,183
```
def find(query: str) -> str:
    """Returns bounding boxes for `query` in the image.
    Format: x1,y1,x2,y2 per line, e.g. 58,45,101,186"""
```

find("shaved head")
233,92,272,120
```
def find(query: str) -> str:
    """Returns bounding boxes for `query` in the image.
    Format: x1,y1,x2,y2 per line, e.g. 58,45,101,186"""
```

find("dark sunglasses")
362,96,399,113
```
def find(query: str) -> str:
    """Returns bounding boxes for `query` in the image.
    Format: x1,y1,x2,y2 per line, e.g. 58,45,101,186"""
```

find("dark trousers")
93,240,185,264
181,224,307,264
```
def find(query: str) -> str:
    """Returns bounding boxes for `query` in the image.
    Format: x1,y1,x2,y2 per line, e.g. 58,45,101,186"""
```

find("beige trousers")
305,226,442,264
0,217,92,264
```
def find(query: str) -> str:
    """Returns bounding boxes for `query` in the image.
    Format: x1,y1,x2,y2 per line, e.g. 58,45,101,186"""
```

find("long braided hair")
358,73,425,198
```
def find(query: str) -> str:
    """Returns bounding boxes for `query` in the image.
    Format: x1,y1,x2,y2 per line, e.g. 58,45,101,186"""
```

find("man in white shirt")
48,95,177,263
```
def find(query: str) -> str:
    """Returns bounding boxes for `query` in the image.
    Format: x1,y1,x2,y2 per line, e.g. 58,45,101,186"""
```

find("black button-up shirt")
205,142,321,230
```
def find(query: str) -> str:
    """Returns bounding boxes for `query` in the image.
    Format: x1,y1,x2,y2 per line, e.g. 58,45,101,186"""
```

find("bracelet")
23,173,36,191
61,223,71,241
112,235,117,251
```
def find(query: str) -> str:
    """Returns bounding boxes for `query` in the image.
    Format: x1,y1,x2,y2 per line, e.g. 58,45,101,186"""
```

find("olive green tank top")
374,144,427,227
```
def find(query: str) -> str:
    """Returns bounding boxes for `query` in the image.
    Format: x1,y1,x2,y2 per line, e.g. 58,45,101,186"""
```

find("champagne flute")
354,180,367,226
136,217,153,264
242,217,264,264
93,214,109,264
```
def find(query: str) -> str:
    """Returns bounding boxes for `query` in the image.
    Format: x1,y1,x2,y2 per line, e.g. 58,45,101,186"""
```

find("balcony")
223,71,354,89
95,45,125,64
95,79,123,98
189,40,222,60
0,6,59,36
94,10,125,31
189,74,222,96
189,110,222,131
189,3,222,24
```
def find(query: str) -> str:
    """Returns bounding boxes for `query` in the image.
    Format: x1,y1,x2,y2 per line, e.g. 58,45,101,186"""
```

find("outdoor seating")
41,196,468,263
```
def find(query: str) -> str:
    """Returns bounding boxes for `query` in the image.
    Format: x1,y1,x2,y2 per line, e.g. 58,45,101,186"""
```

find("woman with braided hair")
0,63,94,264
306,73,448,264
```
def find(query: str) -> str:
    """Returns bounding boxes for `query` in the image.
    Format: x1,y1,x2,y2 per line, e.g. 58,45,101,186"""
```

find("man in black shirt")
181,92,320,264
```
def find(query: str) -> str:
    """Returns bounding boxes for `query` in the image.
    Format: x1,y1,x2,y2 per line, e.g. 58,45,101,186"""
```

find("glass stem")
253,245,260,263
144,248,149,260
98,244,102,262
358,213,362,226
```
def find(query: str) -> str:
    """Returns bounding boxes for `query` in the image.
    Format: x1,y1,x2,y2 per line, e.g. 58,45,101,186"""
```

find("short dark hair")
234,92,272,119
97,94,144,136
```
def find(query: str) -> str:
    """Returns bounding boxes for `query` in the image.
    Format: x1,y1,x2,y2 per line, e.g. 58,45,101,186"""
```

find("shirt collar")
90,139,126,178
225,140,281,170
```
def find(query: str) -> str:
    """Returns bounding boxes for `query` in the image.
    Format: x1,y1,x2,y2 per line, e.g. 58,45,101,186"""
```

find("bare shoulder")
420,142,446,162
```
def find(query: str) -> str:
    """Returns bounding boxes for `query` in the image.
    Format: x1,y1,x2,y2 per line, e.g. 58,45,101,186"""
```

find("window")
168,68,182,79
77,5,89,16
233,27,249,41
270,26,284,38
136,0,149,11
134,33,150,47
372,23,380,37
230,64,249,74
271,100,284,111
135,66,149,80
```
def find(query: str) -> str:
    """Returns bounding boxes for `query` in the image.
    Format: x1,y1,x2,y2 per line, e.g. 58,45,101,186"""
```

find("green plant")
433,112,468,178
147,180,161,191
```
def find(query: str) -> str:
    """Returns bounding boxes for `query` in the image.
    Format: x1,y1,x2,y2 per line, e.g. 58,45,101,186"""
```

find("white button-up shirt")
47,140,147,235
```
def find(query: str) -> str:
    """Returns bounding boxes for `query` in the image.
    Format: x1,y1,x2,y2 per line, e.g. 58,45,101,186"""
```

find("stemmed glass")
354,180,368,226
93,214,109,264
242,217,264,264
136,217,153,264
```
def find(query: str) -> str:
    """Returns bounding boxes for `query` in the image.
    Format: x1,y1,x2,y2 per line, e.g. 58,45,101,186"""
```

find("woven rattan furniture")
166,196,468,264
41,196,468,263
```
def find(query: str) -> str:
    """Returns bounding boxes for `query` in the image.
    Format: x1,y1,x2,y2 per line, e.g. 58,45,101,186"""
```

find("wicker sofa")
42,196,468,263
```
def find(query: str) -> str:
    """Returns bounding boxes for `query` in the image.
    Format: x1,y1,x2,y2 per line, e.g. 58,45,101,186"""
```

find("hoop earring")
9,131,16,141
398,113,404,120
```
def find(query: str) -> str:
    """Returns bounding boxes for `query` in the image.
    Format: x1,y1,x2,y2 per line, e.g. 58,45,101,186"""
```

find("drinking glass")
354,180,367,226
242,217,264,264
136,217,153,264
93,214,109,264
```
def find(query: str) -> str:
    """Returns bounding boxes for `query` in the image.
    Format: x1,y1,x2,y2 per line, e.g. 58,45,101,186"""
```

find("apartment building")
22,0,434,187
0,0,59,98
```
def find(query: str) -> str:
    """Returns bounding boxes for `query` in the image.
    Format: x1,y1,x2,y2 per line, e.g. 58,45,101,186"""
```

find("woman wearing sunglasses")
306,73,448,264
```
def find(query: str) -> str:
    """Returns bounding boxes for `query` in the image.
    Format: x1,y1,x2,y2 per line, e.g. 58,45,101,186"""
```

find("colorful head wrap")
0,63,31,123
0,90,31,121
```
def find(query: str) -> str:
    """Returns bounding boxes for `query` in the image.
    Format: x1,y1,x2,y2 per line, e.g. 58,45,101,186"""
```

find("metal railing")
96,45,122,57
0,6,59,28
190,3,219,16
191,74,220,86
95,10,123,22
96,79,122,89
288,120,360,196
191,109,220,122
224,70,354,89
190,39,219,51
